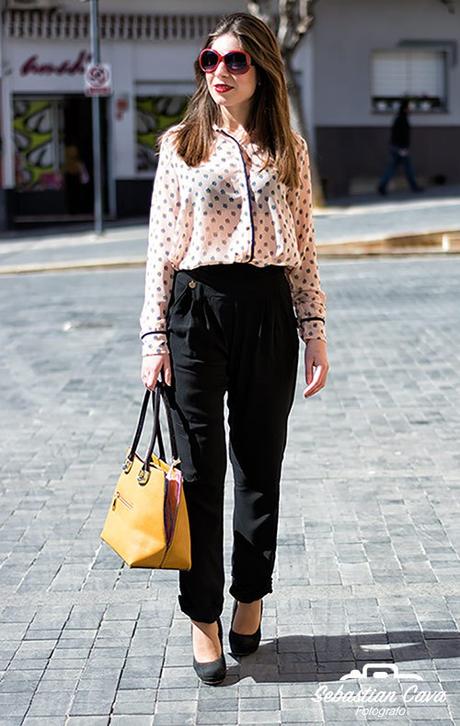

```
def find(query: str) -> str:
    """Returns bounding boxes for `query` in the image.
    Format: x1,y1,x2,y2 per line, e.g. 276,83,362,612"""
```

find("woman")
139,11,329,685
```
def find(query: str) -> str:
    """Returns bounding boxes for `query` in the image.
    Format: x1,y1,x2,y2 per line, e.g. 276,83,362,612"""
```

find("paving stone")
110,718,154,726
65,719,109,726
152,715,197,726
6,659,49,671
23,719,66,726
195,714,237,725
112,688,157,715
0,693,32,717
26,690,75,717
68,690,115,716
234,712,281,724
196,696,238,711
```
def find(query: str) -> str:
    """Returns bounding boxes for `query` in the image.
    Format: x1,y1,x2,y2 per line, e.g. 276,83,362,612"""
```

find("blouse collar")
212,122,226,132
212,122,253,146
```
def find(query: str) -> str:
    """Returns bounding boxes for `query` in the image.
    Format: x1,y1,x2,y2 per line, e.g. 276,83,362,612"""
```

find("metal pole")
0,0,14,229
89,0,103,234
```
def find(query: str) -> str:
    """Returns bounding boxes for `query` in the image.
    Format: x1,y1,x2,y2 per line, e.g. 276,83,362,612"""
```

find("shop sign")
20,51,91,76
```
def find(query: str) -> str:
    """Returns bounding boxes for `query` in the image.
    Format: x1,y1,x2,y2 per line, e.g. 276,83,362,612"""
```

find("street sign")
84,63,112,97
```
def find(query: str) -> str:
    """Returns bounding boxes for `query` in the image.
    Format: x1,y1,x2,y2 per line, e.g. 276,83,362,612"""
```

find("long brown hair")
157,12,302,189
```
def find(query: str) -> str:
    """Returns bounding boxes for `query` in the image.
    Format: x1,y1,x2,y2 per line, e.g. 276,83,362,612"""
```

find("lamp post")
82,0,103,234
91,0,103,234
0,0,7,230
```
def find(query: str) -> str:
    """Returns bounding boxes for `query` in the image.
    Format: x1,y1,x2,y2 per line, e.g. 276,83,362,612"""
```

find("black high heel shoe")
229,598,263,656
191,617,226,685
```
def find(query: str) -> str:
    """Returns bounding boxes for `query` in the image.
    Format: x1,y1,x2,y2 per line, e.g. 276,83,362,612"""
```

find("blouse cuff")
141,332,169,357
298,318,327,344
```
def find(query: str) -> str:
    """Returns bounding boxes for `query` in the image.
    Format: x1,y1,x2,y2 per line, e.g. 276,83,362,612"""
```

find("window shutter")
372,50,446,112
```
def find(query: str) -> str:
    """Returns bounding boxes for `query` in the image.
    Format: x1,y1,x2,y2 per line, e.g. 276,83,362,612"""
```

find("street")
0,254,459,724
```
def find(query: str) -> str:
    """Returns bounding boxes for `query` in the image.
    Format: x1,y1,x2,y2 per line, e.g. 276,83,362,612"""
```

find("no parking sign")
84,63,112,97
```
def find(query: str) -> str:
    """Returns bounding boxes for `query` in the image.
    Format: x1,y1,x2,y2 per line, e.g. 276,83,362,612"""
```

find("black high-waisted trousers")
162,262,299,623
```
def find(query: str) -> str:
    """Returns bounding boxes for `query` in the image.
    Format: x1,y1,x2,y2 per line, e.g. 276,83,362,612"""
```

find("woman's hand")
141,353,172,391
303,339,329,398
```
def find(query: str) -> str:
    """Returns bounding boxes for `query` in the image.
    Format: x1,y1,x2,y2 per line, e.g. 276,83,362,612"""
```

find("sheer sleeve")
285,134,327,345
139,132,180,356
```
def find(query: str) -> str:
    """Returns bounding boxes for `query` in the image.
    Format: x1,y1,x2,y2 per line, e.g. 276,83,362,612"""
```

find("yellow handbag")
100,379,191,570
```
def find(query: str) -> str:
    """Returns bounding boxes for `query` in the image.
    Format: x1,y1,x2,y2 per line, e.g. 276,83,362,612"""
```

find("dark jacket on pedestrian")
391,113,410,149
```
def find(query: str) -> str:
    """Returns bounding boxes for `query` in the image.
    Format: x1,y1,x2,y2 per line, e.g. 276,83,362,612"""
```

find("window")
135,95,188,173
371,50,447,113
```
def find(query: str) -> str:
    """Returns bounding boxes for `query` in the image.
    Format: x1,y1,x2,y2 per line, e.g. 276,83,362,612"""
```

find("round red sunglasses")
198,48,254,75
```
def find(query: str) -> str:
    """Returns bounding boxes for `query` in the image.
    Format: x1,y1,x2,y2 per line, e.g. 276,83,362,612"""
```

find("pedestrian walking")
139,11,329,685
378,98,423,195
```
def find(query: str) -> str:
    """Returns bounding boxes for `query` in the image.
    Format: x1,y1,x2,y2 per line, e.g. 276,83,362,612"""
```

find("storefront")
2,43,113,225
0,7,215,227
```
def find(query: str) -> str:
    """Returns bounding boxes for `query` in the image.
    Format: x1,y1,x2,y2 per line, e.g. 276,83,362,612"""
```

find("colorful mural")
136,95,188,172
13,98,63,191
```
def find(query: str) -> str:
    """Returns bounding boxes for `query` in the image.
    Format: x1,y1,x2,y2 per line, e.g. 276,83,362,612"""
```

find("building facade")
0,0,458,228
313,0,460,197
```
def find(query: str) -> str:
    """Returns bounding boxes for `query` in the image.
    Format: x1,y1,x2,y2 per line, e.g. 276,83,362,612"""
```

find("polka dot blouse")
139,122,327,357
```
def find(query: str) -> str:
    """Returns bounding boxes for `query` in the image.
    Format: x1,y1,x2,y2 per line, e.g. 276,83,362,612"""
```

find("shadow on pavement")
218,630,460,684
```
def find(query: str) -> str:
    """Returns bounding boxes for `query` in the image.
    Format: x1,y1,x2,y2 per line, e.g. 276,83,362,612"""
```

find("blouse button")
188,280,197,288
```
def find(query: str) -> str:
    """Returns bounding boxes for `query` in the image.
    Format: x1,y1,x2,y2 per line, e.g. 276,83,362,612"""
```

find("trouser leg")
402,154,419,190
379,148,400,190
226,274,299,602
164,273,229,623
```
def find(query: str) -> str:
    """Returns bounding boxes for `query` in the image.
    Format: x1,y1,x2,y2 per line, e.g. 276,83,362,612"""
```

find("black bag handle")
123,373,180,481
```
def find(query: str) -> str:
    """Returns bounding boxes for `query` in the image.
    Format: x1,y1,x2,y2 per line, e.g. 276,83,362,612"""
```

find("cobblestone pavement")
0,255,459,725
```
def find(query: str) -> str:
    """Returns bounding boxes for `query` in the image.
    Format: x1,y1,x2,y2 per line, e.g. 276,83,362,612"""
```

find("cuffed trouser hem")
228,581,273,603
178,594,223,624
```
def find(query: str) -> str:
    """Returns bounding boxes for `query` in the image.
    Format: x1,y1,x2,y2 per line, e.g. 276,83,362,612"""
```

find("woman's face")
204,33,258,112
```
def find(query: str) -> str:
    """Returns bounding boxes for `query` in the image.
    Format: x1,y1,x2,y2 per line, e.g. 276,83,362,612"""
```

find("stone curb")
0,257,146,275
318,228,460,255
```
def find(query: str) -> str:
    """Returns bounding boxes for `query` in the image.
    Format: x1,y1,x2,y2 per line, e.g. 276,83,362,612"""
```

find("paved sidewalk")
315,190,460,245
0,254,459,724
0,189,459,273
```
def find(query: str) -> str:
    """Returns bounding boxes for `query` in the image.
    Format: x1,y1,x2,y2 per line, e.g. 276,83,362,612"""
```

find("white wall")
313,0,460,126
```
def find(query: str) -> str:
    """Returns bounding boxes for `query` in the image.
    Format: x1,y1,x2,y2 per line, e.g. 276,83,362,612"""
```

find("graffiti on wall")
136,95,188,172
13,98,63,191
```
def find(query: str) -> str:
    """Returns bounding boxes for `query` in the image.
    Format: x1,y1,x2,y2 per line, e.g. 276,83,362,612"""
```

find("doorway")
12,94,110,223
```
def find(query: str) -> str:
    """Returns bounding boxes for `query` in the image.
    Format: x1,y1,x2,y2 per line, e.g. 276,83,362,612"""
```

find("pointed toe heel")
229,598,263,656
192,617,226,685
